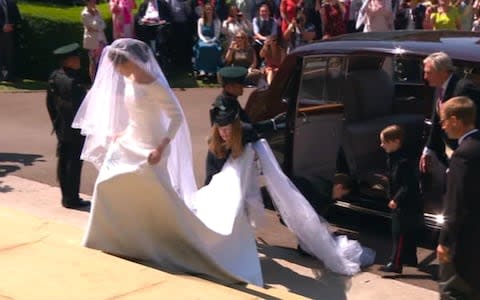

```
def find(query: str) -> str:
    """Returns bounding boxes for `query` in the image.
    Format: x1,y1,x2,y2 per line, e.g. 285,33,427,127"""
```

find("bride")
73,38,372,287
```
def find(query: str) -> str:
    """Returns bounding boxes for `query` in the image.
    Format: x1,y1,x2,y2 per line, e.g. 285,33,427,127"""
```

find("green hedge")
17,1,113,80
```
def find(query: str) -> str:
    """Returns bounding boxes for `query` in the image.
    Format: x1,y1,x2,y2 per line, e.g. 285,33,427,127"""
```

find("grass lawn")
19,0,115,20
6,1,221,91
0,79,48,92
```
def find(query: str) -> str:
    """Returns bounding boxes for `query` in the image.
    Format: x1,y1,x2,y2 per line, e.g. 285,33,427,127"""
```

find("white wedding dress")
83,78,264,286
83,79,373,286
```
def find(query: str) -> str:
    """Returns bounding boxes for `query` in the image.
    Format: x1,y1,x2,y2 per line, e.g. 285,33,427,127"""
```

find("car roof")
291,30,480,63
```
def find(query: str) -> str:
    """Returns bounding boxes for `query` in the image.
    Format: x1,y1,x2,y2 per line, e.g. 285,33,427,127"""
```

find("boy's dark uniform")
383,147,424,272
46,43,89,209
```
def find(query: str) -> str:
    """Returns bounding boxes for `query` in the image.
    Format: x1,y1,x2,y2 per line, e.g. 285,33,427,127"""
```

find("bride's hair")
108,39,151,66
208,119,244,159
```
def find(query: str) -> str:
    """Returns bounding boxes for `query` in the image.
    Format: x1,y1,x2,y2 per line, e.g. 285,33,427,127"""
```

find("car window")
455,64,480,86
298,56,346,106
393,57,423,84
392,57,480,85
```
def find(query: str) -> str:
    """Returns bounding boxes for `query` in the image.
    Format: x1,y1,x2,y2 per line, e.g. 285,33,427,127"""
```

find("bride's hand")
148,148,162,165
148,138,170,165
112,131,125,142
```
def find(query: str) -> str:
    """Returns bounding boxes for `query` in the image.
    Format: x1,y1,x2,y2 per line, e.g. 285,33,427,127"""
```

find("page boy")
379,125,424,273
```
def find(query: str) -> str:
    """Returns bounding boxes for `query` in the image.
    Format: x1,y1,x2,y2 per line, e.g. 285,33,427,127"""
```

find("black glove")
252,112,287,133
272,112,287,129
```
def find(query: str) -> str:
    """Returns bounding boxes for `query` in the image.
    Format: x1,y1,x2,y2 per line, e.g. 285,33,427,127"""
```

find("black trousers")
390,215,418,266
204,150,227,186
57,140,84,205
346,20,363,33
171,21,193,67
439,263,479,300
0,31,16,80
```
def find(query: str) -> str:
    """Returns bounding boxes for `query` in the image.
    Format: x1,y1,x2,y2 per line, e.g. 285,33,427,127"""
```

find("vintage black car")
246,30,480,230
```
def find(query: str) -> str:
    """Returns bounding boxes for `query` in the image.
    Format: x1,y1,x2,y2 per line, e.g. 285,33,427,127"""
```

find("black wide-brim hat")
210,101,240,126
53,43,81,58
218,66,247,86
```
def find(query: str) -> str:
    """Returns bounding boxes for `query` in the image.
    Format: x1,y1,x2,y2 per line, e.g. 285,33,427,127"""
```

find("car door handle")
298,112,309,124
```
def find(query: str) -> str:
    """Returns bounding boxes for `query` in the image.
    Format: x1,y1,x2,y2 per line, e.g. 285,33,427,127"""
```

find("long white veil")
72,38,197,204
253,140,375,275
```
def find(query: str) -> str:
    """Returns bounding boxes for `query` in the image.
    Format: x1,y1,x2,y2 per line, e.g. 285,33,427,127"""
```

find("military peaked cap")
53,43,81,57
218,66,247,86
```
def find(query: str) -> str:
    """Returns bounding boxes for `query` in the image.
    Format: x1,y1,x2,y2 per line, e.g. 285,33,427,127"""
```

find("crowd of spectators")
111,0,480,85
4,0,480,84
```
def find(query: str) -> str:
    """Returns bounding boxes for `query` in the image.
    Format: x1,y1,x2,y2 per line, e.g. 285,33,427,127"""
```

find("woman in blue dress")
194,3,222,77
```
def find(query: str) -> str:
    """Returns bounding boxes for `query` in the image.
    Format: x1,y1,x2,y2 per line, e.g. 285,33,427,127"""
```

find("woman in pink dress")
110,0,137,39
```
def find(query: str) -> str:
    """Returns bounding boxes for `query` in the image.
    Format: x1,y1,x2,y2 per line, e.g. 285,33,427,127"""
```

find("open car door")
289,56,347,215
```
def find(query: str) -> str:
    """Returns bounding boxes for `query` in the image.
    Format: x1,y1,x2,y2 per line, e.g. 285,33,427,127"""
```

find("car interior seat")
342,68,424,195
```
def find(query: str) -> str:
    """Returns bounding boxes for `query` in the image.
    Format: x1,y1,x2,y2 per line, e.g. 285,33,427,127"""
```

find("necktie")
436,86,444,113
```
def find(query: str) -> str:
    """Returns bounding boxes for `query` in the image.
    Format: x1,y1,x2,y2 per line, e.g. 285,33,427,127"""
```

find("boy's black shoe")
62,198,91,209
379,262,403,274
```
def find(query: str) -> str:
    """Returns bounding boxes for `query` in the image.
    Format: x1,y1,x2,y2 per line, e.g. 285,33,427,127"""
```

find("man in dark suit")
437,96,480,300
419,52,479,172
0,0,21,81
135,0,172,57
46,43,90,209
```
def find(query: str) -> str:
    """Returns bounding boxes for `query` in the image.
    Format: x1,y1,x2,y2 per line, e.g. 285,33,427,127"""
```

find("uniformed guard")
46,43,90,209
209,66,251,125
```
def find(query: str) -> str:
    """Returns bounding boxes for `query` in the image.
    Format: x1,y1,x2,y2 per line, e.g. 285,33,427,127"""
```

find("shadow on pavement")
0,153,45,193
0,181,13,193
258,243,349,299
0,153,45,167
382,273,435,280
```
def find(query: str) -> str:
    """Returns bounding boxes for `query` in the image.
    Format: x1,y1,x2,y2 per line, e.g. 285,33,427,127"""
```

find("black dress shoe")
379,262,403,274
62,199,91,209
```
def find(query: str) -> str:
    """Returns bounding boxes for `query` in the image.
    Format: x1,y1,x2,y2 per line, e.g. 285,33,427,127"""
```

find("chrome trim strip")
333,201,443,230
334,200,391,218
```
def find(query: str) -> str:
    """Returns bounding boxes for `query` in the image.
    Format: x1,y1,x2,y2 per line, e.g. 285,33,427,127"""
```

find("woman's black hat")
210,99,240,126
